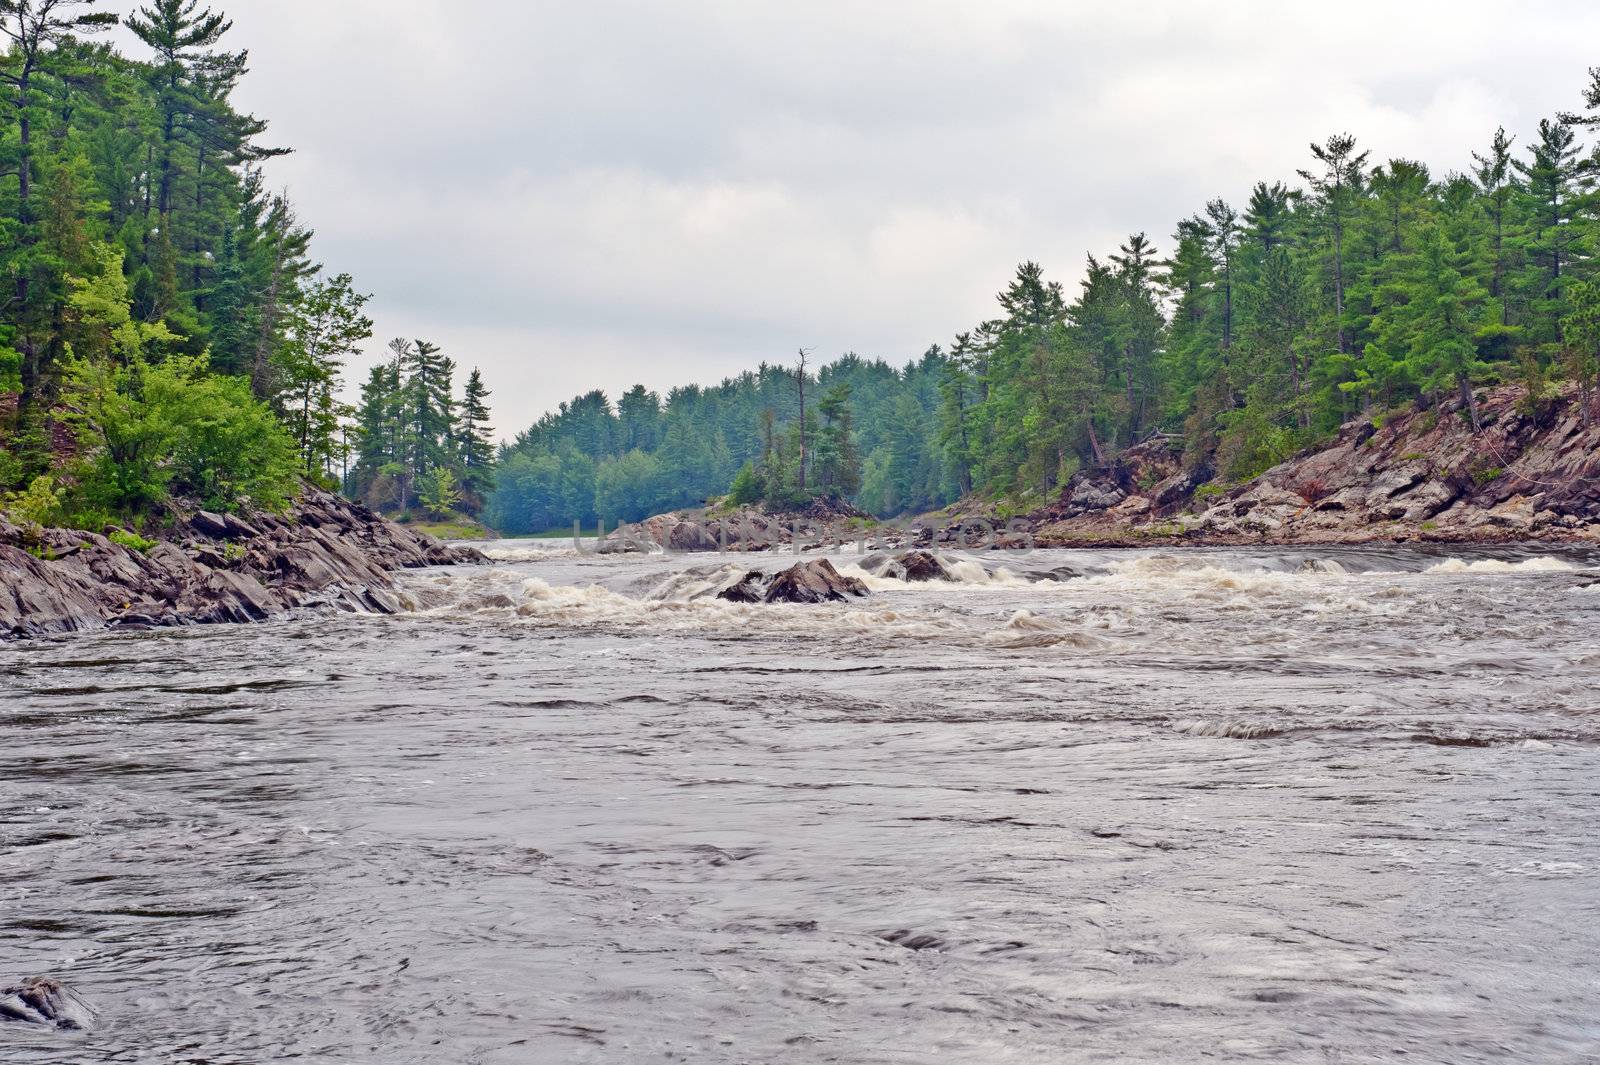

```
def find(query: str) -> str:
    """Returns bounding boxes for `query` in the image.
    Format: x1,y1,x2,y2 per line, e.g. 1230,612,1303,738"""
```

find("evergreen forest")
489,69,1600,534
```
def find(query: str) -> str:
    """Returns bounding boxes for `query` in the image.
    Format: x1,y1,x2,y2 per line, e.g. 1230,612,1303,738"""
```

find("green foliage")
348,339,496,518
417,466,462,518
0,326,20,394
171,371,302,512
1563,280,1600,421
273,272,372,478
2,474,66,527
727,461,765,506
0,7,493,532
63,353,299,516
108,528,157,553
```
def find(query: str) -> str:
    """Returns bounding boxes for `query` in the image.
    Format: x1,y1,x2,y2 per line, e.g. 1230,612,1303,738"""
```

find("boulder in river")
716,558,870,604
716,570,768,603
0,978,94,1031
893,550,953,582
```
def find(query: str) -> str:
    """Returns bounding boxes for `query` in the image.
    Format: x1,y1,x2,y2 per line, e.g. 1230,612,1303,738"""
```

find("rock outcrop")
0,485,483,638
715,558,871,604
0,978,94,1031
577,384,1600,555
601,497,869,554
921,383,1600,547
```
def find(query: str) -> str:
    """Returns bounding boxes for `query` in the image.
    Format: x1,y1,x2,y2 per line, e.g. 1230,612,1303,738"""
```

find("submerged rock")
0,978,94,1031
715,559,871,604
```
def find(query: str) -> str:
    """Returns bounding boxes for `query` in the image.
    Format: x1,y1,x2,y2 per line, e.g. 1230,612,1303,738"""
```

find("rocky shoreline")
600,384,1600,554
0,486,483,639
1004,382,1600,548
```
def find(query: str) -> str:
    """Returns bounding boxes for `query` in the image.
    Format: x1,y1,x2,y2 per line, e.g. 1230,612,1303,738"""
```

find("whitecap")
1423,557,1575,575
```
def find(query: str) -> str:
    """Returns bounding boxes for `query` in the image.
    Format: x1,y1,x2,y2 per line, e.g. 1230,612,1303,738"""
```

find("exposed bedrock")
1,485,482,638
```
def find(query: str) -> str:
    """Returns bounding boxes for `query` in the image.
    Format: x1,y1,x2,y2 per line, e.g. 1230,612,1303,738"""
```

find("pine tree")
1204,199,1240,351
1562,280,1600,425
1299,134,1371,354
814,383,861,498
1472,127,1519,322
457,366,495,502
125,0,234,219
1,0,118,413
274,271,372,477
1513,119,1588,342
1243,181,1295,254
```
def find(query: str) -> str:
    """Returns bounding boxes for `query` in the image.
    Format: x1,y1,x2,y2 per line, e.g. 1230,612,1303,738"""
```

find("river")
4,543,1600,1063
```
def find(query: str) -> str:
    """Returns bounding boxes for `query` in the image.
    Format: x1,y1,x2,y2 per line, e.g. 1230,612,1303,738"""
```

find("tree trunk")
157,89,178,217
301,384,313,475
1221,266,1232,350
250,258,283,400
14,64,35,410
795,356,807,492
1493,204,1508,324
1085,415,1107,468
1457,374,1482,433
191,147,207,292
1332,212,1348,354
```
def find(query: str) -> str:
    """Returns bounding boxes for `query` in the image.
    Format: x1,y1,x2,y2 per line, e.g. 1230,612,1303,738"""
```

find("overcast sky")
131,1,1600,438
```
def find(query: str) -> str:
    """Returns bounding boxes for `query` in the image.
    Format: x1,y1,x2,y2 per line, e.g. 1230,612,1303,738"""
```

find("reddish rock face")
993,383,1600,547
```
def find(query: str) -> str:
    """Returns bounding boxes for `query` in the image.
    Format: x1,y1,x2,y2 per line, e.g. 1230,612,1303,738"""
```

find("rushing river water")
4,543,1600,1063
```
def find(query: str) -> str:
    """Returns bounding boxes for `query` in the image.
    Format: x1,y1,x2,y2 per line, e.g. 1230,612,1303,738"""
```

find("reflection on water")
4,544,1600,1063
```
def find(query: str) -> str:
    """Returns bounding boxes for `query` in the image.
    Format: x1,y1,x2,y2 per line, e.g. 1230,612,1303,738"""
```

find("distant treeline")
488,356,949,533
492,67,1600,534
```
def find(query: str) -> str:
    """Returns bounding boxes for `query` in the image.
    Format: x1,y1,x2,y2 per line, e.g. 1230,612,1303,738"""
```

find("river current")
4,543,1600,1063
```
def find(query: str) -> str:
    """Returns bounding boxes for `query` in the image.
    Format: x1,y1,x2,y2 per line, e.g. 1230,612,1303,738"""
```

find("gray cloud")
167,0,1600,436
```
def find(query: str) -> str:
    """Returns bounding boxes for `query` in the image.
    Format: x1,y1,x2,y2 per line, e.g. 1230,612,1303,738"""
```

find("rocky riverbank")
598,383,1600,553
0,486,483,638
997,382,1600,547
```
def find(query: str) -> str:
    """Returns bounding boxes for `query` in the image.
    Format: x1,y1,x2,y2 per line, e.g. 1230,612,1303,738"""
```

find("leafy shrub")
63,354,299,517
1214,404,1298,481
108,528,157,552
2,474,66,527
0,325,19,395
418,466,462,518
1514,350,1554,419
727,461,765,506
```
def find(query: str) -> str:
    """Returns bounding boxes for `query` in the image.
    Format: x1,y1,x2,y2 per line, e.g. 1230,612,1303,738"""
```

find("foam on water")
479,543,582,562
1088,555,1309,597
1423,556,1578,574
840,553,1041,591
405,567,964,642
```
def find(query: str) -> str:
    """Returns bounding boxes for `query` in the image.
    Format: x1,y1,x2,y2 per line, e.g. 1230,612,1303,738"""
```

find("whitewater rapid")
5,541,1600,1063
